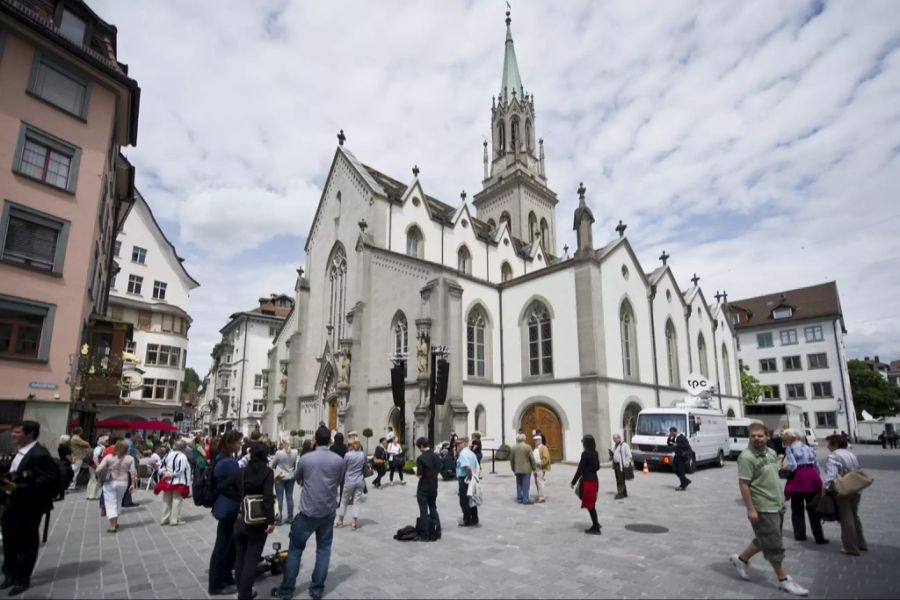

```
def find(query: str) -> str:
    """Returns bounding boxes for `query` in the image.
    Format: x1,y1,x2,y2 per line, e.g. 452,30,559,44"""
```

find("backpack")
393,525,419,542
192,458,217,508
415,516,441,541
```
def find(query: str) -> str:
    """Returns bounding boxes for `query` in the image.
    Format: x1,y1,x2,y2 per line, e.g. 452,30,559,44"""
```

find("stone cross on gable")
691,273,700,286
659,250,670,265
296,266,305,278
615,220,627,238
577,182,586,203
563,244,569,257
337,129,346,146
722,291,728,303
460,190,467,202
714,291,723,302
412,164,420,177
358,219,367,232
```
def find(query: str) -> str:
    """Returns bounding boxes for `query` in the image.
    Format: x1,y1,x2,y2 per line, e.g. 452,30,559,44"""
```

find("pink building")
0,0,140,448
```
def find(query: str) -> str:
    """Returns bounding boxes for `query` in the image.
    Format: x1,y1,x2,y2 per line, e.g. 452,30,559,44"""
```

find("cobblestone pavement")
6,445,898,599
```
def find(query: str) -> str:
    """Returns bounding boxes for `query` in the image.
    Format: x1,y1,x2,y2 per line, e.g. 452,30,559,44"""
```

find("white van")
727,418,753,459
632,407,729,472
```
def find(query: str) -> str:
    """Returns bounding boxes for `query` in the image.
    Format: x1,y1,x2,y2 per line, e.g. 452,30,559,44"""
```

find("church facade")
274,15,743,460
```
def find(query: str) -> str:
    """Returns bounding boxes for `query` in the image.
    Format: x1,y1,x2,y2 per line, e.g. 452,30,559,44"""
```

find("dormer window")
773,307,793,319
59,9,87,45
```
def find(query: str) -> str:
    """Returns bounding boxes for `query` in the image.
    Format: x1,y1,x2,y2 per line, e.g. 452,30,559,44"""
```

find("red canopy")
95,419,131,429
129,420,177,432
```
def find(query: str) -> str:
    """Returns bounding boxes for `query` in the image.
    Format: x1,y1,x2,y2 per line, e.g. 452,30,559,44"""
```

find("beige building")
0,0,140,447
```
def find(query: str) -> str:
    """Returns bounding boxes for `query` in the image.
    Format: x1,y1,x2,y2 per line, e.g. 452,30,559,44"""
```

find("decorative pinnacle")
691,273,700,286
506,10,511,26
358,219,367,232
659,250,670,265
412,164,419,177
460,190,467,202
714,290,722,302
337,129,346,146
563,244,569,257
722,291,728,303
615,220,627,238
296,266,305,278
577,182,586,202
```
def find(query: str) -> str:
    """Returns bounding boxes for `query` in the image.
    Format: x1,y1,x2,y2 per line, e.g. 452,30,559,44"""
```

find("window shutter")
4,216,57,269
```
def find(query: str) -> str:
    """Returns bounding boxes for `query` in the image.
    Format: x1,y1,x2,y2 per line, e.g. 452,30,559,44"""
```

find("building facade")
730,282,857,439
0,0,139,446
100,189,198,424
277,14,743,461
200,294,293,436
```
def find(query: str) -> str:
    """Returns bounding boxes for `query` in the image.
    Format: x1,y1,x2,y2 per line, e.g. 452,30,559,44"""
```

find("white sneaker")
778,576,809,596
729,554,750,580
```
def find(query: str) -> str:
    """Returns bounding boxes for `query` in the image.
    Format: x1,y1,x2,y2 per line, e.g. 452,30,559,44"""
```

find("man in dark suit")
667,426,693,491
1,421,58,596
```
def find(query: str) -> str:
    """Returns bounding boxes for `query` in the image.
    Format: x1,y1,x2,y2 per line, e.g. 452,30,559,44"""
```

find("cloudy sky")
91,0,900,373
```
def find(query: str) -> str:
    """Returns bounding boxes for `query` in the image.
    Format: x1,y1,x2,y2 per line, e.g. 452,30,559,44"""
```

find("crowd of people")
0,418,876,599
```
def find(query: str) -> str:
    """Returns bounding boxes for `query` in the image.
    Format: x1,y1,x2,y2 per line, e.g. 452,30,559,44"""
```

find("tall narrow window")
540,218,549,251
526,302,552,376
501,262,513,282
511,117,520,152
528,212,537,243
327,245,347,348
697,333,709,378
620,300,638,379
457,245,472,274
722,344,732,395
497,121,505,153
467,309,486,377
526,120,533,152
665,320,680,386
393,313,408,357
406,226,423,258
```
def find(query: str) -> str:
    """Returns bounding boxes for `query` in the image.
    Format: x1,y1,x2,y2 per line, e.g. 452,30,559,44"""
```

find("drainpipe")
648,285,660,407
833,319,852,437
499,285,506,446
238,317,249,433
712,320,723,411
684,306,693,374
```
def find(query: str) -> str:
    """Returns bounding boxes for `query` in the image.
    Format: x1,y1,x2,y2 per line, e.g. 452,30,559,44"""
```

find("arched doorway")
622,402,642,444
388,406,403,443
521,404,563,461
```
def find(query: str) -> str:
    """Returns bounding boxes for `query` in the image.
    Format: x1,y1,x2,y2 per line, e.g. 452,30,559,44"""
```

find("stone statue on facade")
340,351,351,387
417,334,429,376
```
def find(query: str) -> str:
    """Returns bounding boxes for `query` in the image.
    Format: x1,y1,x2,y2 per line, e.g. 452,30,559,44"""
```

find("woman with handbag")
609,433,633,500
823,434,868,555
222,443,275,600
335,437,367,530
84,436,108,500
570,434,601,535
269,440,299,525
208,431,243,596
95,440,137,533
781,430,827,544
386,433,405,486
155,439,192,526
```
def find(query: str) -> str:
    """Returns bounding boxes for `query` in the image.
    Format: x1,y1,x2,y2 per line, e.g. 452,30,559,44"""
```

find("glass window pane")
543,357,553,374
36,62,85,114
20,141,47,179
59,10,87,43
529,324,538,343
530,358,539,375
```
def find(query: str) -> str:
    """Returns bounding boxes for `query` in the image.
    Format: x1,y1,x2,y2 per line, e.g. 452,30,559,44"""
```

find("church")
273,13,743,461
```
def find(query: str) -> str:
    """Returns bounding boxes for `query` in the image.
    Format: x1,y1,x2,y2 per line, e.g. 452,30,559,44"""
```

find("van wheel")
686,454,696,474
715,450,725,468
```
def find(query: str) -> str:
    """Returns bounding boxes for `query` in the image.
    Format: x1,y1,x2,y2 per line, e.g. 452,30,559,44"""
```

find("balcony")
75,318,133,402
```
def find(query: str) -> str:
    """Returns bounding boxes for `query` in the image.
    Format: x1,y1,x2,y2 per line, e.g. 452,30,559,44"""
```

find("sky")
90,0,900,374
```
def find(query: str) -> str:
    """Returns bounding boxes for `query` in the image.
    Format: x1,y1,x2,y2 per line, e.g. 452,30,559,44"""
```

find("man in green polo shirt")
729,422,808,596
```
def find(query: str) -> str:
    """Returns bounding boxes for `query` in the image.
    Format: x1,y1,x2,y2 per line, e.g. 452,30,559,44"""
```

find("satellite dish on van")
684,373,710,397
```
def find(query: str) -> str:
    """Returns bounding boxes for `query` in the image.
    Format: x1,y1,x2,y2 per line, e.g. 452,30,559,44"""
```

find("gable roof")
729,282,842,330
134,189,199,288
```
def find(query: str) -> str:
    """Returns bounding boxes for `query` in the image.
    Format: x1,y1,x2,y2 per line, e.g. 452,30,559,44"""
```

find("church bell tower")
473,10,558,255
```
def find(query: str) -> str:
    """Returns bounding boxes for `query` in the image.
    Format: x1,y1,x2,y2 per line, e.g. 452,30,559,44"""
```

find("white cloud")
90,0,900,369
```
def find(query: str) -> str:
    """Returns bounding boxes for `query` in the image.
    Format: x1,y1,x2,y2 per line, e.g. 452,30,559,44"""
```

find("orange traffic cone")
642,460,650,475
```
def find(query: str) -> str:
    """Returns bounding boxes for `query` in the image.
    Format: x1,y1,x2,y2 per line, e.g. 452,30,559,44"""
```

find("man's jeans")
515,473,532,503
275,479,296,520
416,491,440,530
276,511,335,598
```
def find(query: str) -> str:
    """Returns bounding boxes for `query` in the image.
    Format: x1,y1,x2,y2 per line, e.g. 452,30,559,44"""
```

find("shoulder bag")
574,478,583,500
810,491,838,521
240,471,267,526
832,454,873,497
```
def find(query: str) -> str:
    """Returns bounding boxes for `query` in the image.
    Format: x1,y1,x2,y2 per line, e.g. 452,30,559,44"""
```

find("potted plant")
362,428,373,454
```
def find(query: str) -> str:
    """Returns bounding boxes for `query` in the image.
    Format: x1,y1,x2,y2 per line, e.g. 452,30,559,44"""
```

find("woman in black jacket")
222,442,275,600
571,434,601,535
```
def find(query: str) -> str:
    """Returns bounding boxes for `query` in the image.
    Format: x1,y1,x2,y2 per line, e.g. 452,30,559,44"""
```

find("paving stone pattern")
7,446,899,599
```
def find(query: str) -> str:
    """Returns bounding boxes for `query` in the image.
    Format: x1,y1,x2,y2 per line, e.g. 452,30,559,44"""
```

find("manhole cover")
624,523,669,534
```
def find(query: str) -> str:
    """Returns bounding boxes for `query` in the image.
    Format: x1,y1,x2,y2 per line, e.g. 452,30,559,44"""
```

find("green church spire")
500,10,525,104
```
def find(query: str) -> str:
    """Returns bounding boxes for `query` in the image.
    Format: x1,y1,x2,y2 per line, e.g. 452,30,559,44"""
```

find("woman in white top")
269,440,299,524
823,434,868,555
95,440,137,533
386,434,405,486
609,433,633,500
84,435,108,500
155,439,192,526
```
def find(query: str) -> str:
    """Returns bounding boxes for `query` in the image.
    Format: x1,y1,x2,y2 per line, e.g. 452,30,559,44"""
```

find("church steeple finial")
500,6,524,105
506,9,511,27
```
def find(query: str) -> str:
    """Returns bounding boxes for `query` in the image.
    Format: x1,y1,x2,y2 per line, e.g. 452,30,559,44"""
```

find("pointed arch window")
665,319,680,386
474,404,486,433
457,245,472,275
497,121,506,153
526,119,533,152
501,261,513,282
467,309,486,377
620,300,638,379
393,313,408,357
697,333,709,378
722,344,732,395
511,116,520,152
406,225,423,258
540,218,549,251
526,301,552,376
528,212,537,243
327,245,348,348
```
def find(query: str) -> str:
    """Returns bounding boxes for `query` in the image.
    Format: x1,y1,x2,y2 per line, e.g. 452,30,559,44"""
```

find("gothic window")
474,404,486,433
620,300,638,379
487,218,496,231
511,117,520,152
497,121,506,153
392,312,408,357
540,218,549,251
501,261,513,282
528,212,537,243
722,344,732,395
467,308,486,377
457,245,472,275
327,245,347,349
406,225,423,258
525,301,552,376
526,119,533,152
698,333,709,378
665,319,680,386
